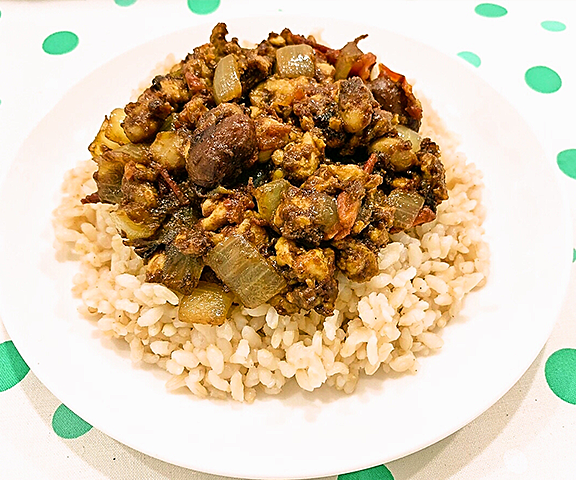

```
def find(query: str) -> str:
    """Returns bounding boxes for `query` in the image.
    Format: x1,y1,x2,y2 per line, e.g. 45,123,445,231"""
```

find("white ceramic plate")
0,17,572,480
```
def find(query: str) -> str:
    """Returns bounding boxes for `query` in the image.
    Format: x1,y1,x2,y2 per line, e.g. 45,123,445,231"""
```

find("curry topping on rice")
83,23,448,324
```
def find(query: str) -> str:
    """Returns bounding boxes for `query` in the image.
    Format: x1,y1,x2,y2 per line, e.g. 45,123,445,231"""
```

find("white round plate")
0,16,572,480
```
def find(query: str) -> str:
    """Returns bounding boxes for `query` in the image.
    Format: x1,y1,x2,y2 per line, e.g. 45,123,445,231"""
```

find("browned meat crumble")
83,23,448,323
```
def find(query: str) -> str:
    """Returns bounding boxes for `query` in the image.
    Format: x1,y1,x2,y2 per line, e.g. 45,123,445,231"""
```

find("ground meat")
364,221,390,247
275,237,334,282
274,236,339,313
250,76,316,119
123,88,173,143
285,277,338,316
174,95,212,129
172,225,211,257
238,48,275,93
271,131,324,182
338,76,375,133
219,214,271,254
333,238,379,283
254,115,292,157
151,75,191,105
292,81,346,149
200,189,255,231
417,138,448,206
272,186,338,246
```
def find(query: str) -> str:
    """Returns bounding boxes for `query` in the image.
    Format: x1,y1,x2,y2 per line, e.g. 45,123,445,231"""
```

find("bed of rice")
52,98,489,403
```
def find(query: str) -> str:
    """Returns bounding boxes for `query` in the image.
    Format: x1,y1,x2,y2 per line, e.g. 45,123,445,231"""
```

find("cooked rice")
53,97,489,403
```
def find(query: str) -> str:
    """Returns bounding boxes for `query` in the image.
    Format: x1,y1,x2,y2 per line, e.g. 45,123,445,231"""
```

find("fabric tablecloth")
1,1,575,478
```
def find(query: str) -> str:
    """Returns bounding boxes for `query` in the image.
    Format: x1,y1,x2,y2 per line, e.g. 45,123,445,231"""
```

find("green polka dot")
52,404,92,439
115,0,137,5
187,0,220,14
475,3,508,18
0,341,30,391
338,465,395,480
541,20,566,32
545,349,576,404
572,248,576,262
42,31,79,55
557,149,576,179
457,51,481,68
525,66,562,93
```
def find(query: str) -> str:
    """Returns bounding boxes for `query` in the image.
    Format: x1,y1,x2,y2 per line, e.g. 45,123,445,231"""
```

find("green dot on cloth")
557,149,576,179
42,31,79,55
0,341,30,391
338,465,395,480
572,248,576,262
541,20,566,32
545,348,576,404
52,404,93,439
187,0,220,14
524,66,562,93
115,0,137,5
457,51,481,68
475,3,508,18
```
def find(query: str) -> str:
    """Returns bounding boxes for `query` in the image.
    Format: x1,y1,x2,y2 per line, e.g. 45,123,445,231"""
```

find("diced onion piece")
150,131,185,171
178,282,233,325
105,108,130,145
276,45,315,78
93,143,149,204
368,137,416,171
390,150,416,171
334,41,363,80
213,54,242,104
111,143,150,163
318,193,339,232
369,137,402,155
254,179,290,222
395,125,422,152
89,117,120,158
111,209,160,240
161,245,204,295
387,190,425,230
94,156,125,203
205,234,286,308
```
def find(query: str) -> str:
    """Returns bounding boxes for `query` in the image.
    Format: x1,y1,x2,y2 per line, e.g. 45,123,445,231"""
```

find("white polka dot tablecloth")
1,1,575,479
